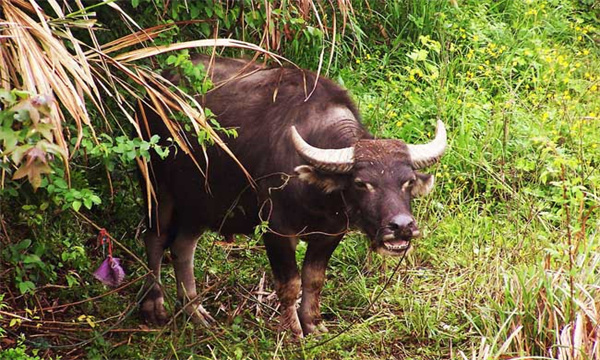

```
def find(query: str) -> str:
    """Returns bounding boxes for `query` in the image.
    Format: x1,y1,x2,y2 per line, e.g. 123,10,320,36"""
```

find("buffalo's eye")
354,179,374,191
402,177,417,191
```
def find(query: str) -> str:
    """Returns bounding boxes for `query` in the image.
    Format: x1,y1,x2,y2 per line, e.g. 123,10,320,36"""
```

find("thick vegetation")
1,1,599,359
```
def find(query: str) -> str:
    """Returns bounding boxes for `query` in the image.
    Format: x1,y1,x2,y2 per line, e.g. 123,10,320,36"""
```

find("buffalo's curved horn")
407,120,447,169
290,126,355,173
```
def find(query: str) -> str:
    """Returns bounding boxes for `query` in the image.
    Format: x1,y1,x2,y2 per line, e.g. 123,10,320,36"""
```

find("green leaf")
166,55,177,65
54,178,68,189
12,89,30,99
23,254,41,264
200,22,211,37
18,280,35,295
0,89,16,104
72,200,82,212
0,130,19,154
190,5,200,18
16,239,32,251
407,49,428,62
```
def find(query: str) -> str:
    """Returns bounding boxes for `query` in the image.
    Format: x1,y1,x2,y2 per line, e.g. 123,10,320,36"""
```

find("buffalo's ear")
411,172,435,197
295,165,347,193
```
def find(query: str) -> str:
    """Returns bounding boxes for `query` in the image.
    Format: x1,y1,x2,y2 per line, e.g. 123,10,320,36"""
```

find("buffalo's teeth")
383,241,409,251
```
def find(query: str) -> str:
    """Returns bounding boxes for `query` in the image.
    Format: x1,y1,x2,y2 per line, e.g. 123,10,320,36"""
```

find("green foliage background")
1,0,599,359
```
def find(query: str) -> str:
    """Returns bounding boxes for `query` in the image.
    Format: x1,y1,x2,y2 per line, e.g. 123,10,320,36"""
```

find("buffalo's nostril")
388,214,415,231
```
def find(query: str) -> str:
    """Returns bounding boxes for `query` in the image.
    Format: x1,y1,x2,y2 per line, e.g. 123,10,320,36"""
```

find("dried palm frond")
0,0,275,195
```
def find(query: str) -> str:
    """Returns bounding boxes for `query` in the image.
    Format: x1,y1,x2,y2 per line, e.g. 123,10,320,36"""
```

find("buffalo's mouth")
376,229,420,256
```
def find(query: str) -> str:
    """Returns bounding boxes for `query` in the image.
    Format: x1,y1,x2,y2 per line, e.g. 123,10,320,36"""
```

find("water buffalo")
138,55,447,337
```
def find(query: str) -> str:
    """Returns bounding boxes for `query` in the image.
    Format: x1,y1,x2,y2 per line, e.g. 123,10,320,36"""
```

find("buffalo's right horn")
290,126,354,173
407,120,447,169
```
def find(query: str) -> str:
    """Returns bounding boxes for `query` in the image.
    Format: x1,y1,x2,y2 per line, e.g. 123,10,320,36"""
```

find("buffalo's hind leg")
170,232,215,326
140,194,174,325
264,233,303,338
298,235,342,336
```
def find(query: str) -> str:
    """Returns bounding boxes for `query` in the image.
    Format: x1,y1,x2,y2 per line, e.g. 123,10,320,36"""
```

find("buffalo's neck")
272,188,349,237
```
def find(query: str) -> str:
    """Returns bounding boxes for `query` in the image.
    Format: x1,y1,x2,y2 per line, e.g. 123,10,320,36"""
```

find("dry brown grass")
0,1,282,189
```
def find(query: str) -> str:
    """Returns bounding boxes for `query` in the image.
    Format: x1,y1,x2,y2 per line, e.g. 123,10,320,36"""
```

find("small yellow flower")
355,59,361,64
457,99,463,104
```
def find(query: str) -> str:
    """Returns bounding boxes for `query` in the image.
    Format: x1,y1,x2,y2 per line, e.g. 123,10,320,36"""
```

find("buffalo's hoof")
140,298,169,326
279,306,304,339
299,315,328,336
302,321,328,336
299,309,328,336
184,303,215,327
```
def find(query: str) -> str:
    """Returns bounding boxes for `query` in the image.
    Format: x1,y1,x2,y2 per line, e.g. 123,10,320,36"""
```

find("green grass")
1,0,600,359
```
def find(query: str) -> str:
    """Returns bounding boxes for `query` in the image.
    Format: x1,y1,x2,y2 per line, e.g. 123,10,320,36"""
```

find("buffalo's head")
292,120,447,256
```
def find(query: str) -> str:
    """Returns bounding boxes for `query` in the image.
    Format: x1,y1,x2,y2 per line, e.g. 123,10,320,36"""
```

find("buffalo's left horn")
407,120,447,169
290,126,355,173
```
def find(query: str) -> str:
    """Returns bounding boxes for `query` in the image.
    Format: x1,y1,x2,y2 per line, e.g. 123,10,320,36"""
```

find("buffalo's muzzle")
378,215,420,254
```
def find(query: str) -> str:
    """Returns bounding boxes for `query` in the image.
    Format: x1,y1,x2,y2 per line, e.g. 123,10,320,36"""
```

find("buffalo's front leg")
264,233,303,338
298,235,342,336
170,233,215,326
